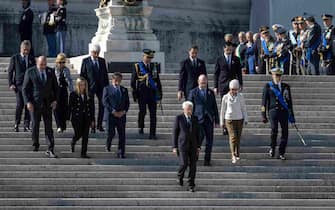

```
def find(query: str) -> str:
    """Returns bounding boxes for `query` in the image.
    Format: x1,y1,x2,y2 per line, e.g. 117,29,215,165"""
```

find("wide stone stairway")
0,57,334,209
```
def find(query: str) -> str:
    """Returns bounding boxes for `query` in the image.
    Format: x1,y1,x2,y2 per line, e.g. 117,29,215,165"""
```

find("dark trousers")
107,115,126,156
269,109,289,155
178,149,197,187
199,116,214,162
30,105,54,151
15,88,30,127
71,119,90,155
138,91,157,135
91,91,104,128
307,53,320,75
54,88,68,130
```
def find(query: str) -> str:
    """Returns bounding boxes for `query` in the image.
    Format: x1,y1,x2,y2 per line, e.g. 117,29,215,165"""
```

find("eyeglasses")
58,62,66,64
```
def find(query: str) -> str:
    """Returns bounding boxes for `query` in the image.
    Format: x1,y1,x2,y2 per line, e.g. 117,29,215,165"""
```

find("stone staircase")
0,57,335,209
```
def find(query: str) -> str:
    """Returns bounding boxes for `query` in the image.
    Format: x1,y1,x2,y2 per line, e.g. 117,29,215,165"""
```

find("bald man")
188,74,219,166
23,56,58,157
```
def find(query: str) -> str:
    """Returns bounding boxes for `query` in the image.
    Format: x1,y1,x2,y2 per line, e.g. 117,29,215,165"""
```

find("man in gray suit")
23,56,58,157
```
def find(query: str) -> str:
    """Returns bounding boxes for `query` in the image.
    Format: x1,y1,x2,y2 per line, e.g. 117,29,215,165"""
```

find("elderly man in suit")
8,40,35,132
22,56,58,158
103,72,130,158
178,45,207,101
80,43,109,133
188,74,219,166
173,101,201,192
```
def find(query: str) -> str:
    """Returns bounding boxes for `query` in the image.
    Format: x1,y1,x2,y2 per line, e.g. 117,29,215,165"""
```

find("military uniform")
131,49,163,139
258,26,276,74
261,68,295,159
320,14,335,75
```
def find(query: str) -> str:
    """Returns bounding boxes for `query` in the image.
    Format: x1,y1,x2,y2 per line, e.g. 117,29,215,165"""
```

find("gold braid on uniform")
135,63,149,87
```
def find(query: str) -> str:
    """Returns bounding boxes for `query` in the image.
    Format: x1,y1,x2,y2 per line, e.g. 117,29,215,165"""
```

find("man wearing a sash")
131,49,163,139
303,16,322,75
261,68,295,160
319,14,335,75
258,26,276,74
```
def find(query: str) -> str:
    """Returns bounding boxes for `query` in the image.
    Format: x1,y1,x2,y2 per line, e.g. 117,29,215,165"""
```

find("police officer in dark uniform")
131,49,163,139
261,68,295,160
320,14,335,75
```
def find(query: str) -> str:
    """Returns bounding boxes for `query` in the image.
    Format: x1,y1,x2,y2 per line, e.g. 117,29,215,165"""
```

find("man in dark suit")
8,40,35,132
173,101,201,192
131,49,163,139
103,73,130,158
214,42,243,98
22,56,58,158
304,16,322,75
80,44,109,132
178,46,207,101
188,74,219,166
19,0,34,55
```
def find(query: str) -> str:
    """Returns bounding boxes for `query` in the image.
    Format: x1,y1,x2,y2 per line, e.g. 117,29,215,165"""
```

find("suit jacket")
304,23,322,49
188,87,219,124
214,55,243,96
261,81,294,120
8,53,36,88
22,66,58,108
178,58,207,97
19,8,34,40
80,57,109,95
102,85,130,121
173,114,201,152
68,92,94,123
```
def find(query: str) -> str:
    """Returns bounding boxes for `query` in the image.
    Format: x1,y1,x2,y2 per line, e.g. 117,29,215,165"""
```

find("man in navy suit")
173,101,201,192
103,72,130,158
80,44,109,132
8,40,35,132
178,46,207,101
22,56,58,158
188,74,219,166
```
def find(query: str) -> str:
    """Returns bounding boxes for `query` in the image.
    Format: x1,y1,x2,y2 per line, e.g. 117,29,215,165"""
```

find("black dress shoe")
148,135,157,140
14,124,19,132
178,177,184,186
91,128,96,134
81,154,90,159
105,147,111,152
139,128,144,134
33,146,39,152
204,161,212,166
23,126,31,132
117,153,126,159
97,127,105,132
269,148,275,157
188,186,195,192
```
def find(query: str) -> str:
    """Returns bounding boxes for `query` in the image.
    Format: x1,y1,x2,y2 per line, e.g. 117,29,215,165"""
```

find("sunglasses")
58,61,66,64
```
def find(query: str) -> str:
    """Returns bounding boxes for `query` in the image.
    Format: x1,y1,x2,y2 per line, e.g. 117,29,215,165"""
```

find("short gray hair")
89,43,101,53
182,101,193,109
20,40,31,49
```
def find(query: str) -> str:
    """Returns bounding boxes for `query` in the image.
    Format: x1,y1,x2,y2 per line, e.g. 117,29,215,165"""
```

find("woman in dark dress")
68,77,95,158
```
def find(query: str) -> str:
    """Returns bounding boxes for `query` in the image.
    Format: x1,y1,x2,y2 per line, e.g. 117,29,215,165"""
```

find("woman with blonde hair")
220,79,248,164
53,53,73,133
68,77,94,158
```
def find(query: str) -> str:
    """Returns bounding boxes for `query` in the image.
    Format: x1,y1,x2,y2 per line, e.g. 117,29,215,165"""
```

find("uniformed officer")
320,14,335,75
258,26,276,74
261,68,295,160
131,49,163,139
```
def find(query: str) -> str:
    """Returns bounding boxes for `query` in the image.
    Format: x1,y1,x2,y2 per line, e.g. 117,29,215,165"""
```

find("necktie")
193,59,196,68
116,87,121,103
94,60,99,72
186,116,191,128
202,89,206,99
41,72,46,85
22,56,27,69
